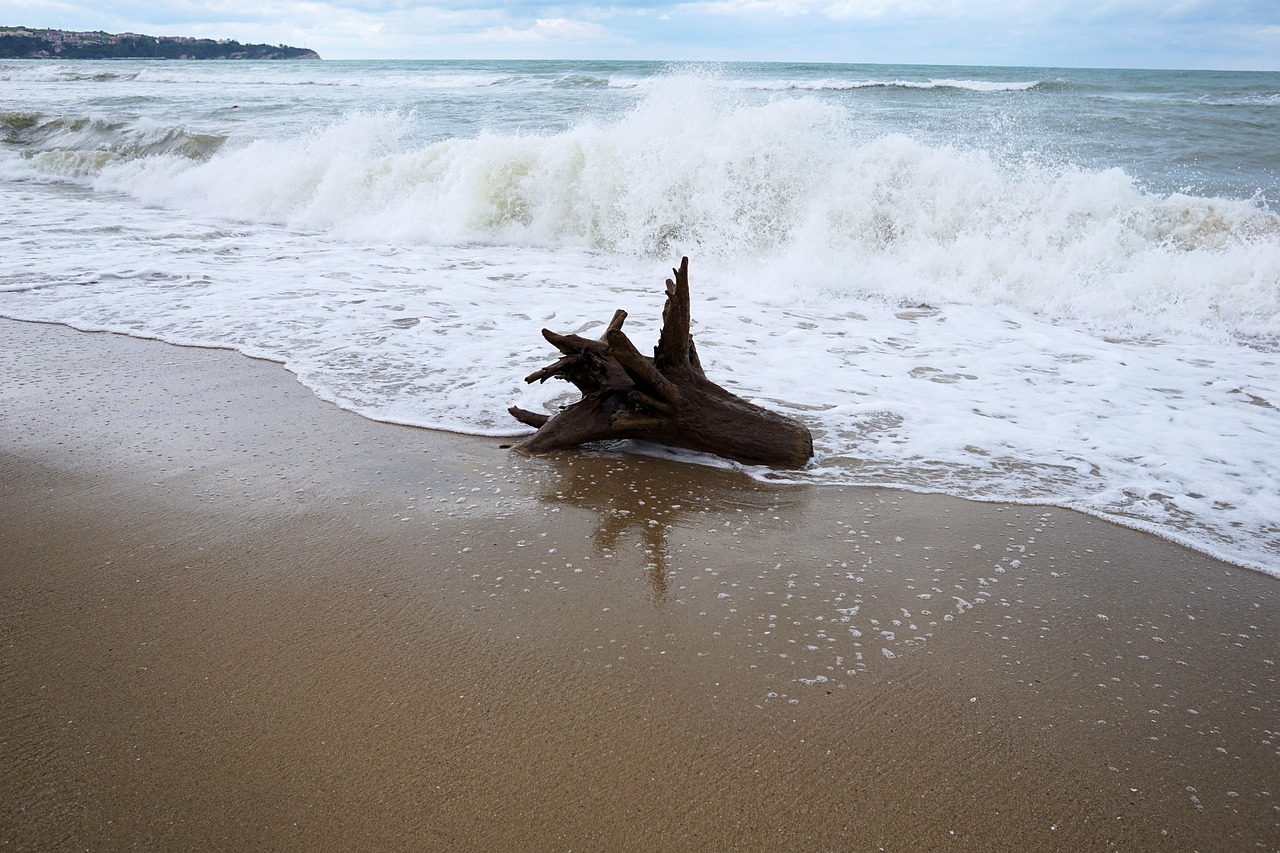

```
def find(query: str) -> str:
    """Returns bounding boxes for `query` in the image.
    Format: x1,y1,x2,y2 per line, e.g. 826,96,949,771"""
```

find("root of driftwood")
508,257,813,468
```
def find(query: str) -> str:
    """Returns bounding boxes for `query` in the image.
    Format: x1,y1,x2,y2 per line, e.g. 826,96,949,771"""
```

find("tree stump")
508,257,814,468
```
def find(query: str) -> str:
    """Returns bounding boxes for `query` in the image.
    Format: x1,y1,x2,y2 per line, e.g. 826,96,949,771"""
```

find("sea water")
1,59,1277,573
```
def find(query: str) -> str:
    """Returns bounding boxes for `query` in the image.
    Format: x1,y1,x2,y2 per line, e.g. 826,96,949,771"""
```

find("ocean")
2,59,1277,573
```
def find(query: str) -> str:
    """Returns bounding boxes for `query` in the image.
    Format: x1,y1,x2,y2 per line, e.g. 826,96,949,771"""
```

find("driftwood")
508,257,813,468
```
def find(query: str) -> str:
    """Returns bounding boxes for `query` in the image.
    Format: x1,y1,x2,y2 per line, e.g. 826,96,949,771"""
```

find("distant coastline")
0,26,320,60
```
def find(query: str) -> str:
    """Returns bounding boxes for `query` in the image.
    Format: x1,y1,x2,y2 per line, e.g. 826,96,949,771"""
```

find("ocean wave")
128,66,525,89
359,73,522,89
0,61,136,83
0,61,521,90
552,73,613,89
1201,92,1280,108
741,78,1042,93
1,111,225,172
12,74,1280,340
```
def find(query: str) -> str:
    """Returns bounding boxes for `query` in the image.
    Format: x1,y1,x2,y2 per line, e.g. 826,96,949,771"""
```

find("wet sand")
2,317,1276,851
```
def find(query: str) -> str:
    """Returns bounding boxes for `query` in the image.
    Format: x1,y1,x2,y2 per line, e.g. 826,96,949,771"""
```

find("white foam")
3,66,1279,574
62,73,1278,343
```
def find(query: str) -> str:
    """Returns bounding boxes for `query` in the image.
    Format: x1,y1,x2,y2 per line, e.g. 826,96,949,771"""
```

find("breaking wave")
4,73,1279,341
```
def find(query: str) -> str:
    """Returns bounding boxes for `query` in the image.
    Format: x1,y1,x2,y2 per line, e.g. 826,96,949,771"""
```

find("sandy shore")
2,317,1276,851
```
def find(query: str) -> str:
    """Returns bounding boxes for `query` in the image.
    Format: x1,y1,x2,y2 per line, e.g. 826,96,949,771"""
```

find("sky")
4,0,1278,70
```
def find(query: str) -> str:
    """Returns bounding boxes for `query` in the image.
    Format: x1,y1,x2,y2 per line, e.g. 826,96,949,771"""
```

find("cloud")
7,0,1279,67
820,0,982,20
673,0,1041,22
673,0,817,17
482,17,619,42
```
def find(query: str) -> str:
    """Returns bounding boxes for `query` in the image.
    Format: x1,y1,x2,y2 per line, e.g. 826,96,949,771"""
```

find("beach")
5,61,1280,572
2,317,1276,851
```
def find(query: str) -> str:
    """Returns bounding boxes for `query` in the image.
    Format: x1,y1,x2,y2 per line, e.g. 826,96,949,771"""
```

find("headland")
0,26,319,59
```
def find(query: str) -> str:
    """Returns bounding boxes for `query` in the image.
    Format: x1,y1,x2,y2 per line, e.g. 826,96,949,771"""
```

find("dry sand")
2,318,1276,851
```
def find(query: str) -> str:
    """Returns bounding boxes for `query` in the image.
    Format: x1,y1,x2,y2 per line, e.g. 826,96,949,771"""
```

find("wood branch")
604,328,681,406
508,257,813,468
656,257,693,374
524,354,580,385
543,329,605,357
605,309,628,335
508,406,550,428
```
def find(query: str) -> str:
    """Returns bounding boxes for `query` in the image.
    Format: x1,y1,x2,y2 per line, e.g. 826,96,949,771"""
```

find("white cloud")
818,0,1044,21
674,0,818,17
482,17,617,41
7,0,1278,66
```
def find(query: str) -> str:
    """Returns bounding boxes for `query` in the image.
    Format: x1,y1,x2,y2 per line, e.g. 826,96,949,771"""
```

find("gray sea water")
2,59,1278,571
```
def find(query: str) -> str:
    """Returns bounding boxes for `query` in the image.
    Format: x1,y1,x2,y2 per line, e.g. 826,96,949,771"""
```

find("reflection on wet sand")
532,448,807,606
514,448,1058,703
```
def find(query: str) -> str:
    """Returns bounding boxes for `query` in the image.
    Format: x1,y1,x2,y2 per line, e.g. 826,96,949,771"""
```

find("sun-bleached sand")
2,318,1276,851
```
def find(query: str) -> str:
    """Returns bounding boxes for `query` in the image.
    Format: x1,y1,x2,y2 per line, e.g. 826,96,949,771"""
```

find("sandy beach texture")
2,317,1276,852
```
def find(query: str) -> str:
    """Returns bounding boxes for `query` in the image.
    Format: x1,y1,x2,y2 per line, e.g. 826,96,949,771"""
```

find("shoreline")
3,318,1277,850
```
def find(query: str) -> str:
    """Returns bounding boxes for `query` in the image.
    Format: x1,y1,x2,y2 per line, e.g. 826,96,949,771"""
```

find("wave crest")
745,78,1042,93
12,72,1279,339
2,111,225,174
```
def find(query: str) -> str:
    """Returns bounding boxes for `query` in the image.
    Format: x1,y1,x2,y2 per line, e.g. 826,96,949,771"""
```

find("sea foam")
2,65,1278,572
65,72,1280,341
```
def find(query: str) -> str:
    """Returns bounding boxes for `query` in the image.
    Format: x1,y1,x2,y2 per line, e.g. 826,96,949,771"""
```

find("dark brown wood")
508,257,814,468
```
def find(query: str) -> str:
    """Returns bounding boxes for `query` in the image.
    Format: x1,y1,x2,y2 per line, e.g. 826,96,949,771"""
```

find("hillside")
0,27,320,59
